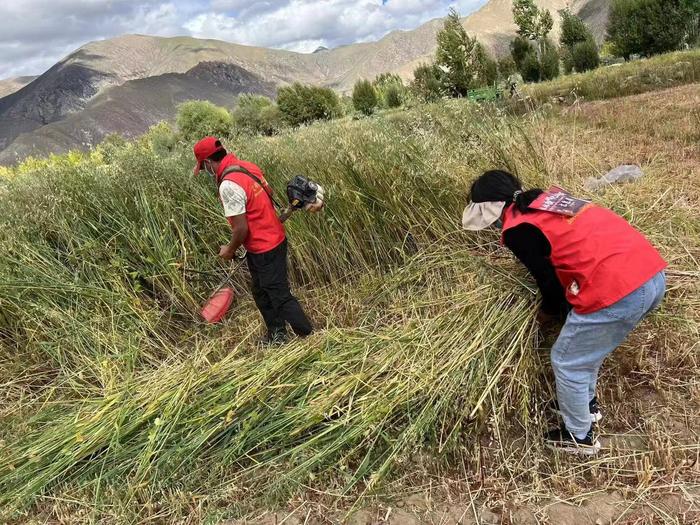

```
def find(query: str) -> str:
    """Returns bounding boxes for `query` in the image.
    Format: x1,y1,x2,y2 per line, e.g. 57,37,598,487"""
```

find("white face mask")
203,160,216,180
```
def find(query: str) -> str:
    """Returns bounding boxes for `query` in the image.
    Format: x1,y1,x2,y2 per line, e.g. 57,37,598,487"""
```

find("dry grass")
522,49,700,105
227,84,700,524
0,83,698,524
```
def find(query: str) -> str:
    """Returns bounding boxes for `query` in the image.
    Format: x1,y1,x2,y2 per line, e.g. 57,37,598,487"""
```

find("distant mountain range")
0,0,610,165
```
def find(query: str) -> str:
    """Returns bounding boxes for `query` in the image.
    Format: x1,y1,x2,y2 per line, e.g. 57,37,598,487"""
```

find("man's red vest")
502,203,667,314
217,154,286,254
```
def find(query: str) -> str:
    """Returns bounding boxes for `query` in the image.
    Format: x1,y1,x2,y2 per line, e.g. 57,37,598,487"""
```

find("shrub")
411,64,444,102
232,94,285,136
497,56,518,79
384,84,403,108
374,73,406,108
144,122,177,155
175,100,233,141
352,79,379,115
571,40,601,72
559,9,599,73
541,39,561,80
520,51,541,82
511,36,534,70
277,83,342,126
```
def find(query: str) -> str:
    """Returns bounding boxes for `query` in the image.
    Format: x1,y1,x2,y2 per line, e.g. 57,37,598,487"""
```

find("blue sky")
0,0,488,79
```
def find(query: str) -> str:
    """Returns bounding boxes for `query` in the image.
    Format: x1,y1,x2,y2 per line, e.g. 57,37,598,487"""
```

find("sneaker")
259,330,289,346
550,397,602,424
544,426,601,455
589,396,602,423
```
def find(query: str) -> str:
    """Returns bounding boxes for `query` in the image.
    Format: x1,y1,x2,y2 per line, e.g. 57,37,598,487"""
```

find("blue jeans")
551,271,666,439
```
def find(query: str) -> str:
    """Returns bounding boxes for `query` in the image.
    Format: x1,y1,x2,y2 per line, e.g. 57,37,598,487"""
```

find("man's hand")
304,184,326,213
218,244,236,261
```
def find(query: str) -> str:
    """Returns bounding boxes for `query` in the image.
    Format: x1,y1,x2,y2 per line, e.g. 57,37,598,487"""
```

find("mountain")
0,62,276,164
0,76,37,99
0,0,610,164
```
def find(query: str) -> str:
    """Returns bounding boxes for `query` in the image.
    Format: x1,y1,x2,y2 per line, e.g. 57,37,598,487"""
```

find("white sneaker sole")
546,440,602,456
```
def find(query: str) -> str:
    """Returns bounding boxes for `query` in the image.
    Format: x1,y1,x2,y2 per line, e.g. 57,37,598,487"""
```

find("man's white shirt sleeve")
220,180,247,217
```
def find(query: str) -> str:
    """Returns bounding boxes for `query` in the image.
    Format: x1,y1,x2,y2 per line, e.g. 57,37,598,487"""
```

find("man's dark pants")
246,239,313,339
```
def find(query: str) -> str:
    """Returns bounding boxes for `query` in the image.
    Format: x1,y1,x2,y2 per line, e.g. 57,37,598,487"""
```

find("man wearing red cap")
194,137,313,344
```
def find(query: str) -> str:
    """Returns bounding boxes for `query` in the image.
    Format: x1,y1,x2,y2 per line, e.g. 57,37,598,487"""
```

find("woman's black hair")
470,169,544,213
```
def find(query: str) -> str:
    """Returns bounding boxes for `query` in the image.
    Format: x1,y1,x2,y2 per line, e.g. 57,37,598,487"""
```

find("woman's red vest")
217,154,286,254
502,203,667,314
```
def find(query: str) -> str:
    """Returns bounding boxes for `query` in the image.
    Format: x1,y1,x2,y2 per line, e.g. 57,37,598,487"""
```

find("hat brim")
193,161,204,176
462,201,506,231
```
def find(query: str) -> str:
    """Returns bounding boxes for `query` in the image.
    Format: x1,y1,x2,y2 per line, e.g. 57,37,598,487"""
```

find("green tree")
608,0,700,59
540,39,561,80
232,94,285,136
474,43,499,86
559,9,592,49
559,9,599,73
277,83,342,127
176,100,233,141
373,73,406,108
497,56,518,79
435,8,484,96
512,0,555,81
510,36,534,69
520,50,541,82
411,64,444,102
571,40,601,72
373,73,403,87
352,79,379,115
145,122,177,154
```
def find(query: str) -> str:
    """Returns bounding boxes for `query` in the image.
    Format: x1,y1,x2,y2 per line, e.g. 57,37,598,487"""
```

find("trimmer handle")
279,207,296,223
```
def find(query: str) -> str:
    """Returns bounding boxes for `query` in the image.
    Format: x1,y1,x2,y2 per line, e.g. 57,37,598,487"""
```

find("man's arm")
503,223,570,318
219,180,248,260
219,214,248,260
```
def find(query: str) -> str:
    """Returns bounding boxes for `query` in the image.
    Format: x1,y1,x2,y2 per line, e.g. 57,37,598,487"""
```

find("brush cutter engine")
287,176,325,212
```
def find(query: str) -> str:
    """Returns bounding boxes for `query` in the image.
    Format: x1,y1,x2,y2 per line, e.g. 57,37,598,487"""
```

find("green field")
0,59,698,523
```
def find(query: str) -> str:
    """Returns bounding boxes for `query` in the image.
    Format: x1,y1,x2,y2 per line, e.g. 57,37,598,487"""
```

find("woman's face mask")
203,160,216,180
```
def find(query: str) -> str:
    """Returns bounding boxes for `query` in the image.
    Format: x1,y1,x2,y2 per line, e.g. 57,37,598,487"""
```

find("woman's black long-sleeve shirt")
503,223,571,317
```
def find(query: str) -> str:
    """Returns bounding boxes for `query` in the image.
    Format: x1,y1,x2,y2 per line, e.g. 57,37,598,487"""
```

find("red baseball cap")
193,136,224,175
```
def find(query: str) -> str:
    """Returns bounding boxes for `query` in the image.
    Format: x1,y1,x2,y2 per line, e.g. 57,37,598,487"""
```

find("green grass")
523,49,700,103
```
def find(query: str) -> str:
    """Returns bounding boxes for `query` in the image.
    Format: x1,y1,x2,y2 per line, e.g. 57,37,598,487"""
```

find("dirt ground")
224,84,700,525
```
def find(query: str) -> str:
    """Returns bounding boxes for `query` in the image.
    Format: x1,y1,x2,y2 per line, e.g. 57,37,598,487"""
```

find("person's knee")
265,287,295,308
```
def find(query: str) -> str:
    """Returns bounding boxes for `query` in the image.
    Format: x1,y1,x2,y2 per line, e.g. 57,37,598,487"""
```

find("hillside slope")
0,62,275,165
0,76,37,99
0,0,610,162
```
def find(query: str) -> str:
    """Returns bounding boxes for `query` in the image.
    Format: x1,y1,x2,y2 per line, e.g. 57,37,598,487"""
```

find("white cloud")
0,0,487,78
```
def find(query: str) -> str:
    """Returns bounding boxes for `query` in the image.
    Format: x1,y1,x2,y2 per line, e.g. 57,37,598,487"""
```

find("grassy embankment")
523,49,700,103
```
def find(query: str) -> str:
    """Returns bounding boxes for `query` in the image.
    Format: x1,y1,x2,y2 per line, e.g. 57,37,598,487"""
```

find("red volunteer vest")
502,203,667,314
217,154,286,254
